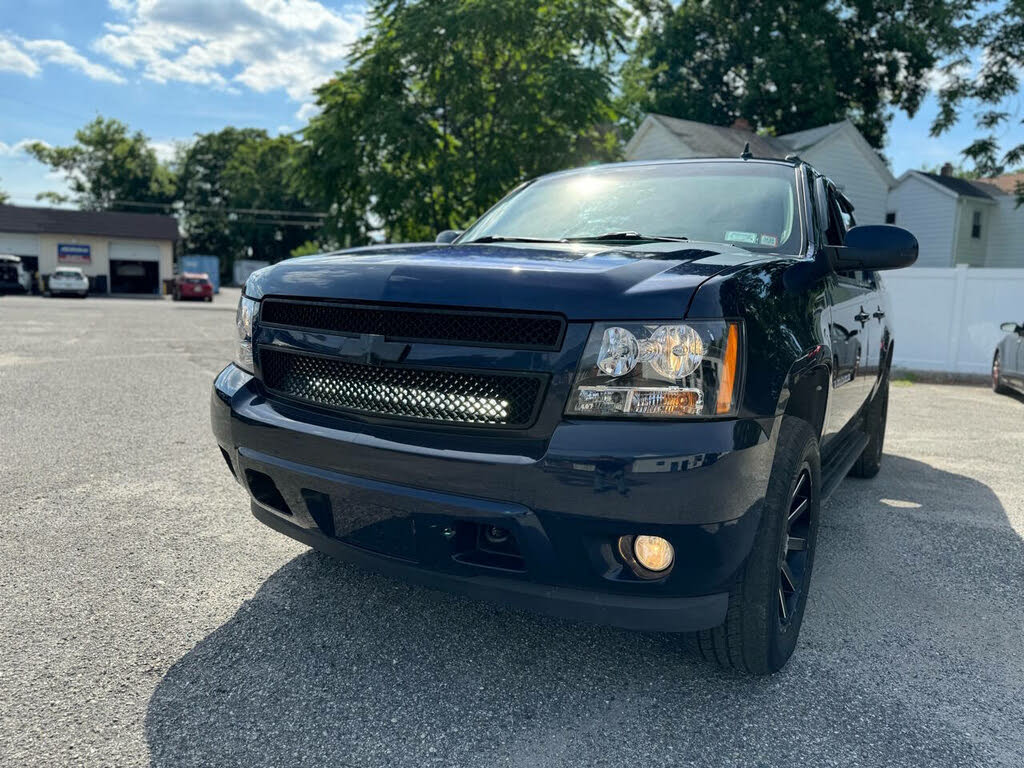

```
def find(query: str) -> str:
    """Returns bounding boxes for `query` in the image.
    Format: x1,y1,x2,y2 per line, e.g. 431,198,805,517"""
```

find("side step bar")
820,430,869,501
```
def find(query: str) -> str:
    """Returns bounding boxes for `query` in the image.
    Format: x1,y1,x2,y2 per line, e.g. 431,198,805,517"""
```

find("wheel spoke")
778,586,788,621
788,497,809,526
794,471,809,498
787,535,807,552
781,561,798,593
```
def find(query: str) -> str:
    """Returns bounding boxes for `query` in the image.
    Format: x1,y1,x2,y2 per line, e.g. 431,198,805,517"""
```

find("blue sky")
0,0,1020,206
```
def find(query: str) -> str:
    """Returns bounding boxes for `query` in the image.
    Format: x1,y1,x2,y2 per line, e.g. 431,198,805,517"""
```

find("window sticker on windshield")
760,234,778,247
725,231,758,244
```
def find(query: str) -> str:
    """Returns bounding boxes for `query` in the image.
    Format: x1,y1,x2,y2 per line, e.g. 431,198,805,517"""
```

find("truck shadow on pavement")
145,454,1023,768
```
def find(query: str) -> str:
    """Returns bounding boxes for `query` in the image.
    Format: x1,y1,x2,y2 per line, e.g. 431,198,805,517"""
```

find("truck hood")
245,241,768,320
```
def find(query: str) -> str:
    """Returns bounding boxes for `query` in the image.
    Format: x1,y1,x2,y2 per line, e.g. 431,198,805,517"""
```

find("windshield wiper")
465,235,563,244
563,231,690,243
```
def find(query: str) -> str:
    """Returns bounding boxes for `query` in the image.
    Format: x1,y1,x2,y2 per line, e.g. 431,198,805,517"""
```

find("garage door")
109,242,161,295
109,243,160,294
0,232,40,256
109,242,160,262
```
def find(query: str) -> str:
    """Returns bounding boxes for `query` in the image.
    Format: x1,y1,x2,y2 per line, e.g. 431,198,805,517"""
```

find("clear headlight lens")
566,321,741,418
235,295,258,373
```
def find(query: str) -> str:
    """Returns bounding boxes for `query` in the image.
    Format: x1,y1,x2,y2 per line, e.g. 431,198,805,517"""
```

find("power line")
109,199,330,218
3,194,330,223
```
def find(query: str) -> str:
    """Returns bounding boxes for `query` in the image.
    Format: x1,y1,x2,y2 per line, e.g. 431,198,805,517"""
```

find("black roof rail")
740,142,753,160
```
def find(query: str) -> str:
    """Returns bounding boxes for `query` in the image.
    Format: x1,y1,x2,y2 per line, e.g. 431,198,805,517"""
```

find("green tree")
931,1,1024,179
300,0,626,243
626,0,971,150
26,117,175,211
0,179,8,205
176,128,321,277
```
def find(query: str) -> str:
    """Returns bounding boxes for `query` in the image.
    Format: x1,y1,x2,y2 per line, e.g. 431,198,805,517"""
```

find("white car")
0,254,32,294
49,267,90,298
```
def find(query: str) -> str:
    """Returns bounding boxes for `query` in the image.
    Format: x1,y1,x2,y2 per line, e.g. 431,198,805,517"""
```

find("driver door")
820,181,875,444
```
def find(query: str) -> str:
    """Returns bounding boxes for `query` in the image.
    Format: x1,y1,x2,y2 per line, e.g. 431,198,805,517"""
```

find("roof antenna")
740,142,752,160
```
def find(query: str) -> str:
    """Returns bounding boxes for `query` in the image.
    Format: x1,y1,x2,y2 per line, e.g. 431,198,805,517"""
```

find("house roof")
0,204,179,241
981,171,1024,196
777,121,847,150
916,172,995,200
648,114,793,158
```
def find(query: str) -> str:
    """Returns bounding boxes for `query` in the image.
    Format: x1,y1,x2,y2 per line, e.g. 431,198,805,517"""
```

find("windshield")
461,162,802,254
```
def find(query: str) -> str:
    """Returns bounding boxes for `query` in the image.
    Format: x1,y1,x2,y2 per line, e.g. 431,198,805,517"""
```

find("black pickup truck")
212,157,917,674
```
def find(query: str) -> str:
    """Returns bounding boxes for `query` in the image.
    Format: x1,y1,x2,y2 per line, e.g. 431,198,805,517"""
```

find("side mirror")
1000,322,1023,334
435,229,462,244
833,225,918,272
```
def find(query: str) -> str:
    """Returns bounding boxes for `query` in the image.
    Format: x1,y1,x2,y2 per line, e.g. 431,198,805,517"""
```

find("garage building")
0,205,178,295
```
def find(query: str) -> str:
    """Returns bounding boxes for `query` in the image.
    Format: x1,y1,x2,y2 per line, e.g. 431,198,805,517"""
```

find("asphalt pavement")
1,291,1022,767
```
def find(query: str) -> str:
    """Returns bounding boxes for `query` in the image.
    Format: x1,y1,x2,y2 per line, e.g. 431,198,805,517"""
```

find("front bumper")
212,365,778,632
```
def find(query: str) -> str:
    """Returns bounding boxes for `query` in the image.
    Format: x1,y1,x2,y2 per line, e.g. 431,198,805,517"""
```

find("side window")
826,190,846,245
813,177,832,244
815,177,846,246
824,186,874,287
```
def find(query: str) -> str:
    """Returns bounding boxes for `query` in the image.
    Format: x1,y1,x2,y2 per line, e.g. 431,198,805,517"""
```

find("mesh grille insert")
260,299,564,350
260,348,544,427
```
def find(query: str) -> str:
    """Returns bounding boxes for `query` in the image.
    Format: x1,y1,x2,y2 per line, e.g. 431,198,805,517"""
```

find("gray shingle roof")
0,204,179,240
649,114,793,158
917,172,995,200
777,121,847,150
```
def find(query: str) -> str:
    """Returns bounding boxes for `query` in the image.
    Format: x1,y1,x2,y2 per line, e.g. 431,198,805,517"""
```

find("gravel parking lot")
1,292,1022,767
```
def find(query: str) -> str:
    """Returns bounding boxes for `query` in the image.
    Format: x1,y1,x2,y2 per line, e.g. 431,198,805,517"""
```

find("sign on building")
57,243,91,264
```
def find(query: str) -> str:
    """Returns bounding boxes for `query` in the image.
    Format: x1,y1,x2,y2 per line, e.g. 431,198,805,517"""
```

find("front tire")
688,418,821,675
993,352,1010,394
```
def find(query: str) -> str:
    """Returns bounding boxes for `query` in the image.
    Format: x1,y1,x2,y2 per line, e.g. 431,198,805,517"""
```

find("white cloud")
95,0,364,101
21,39,126,84
0,139,48,157
295,101,320,121
150,139,183,164
0,37,40,76
0,34,124,83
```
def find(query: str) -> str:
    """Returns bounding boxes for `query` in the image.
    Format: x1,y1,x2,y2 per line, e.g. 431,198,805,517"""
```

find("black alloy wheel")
779,467,812,627
687,418,821,674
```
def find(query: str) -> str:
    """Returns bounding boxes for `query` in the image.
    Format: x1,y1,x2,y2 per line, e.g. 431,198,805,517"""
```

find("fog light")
633,535,674,572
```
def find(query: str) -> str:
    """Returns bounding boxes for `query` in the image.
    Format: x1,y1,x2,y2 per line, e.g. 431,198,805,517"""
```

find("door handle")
854,309,870,324
873,307,885,319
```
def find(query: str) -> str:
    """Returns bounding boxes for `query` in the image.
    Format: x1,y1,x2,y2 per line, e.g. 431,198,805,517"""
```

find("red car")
172,272,214,302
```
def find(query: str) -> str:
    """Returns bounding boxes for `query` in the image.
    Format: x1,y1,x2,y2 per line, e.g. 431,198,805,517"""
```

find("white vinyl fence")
882,265,1024,374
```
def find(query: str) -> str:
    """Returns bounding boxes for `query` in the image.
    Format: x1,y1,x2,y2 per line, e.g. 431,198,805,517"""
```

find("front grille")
260,348,545,427
260,299,564,350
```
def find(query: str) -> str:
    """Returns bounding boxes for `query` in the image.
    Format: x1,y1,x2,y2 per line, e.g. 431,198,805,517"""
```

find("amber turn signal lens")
716,322,739,414
633,535,674,572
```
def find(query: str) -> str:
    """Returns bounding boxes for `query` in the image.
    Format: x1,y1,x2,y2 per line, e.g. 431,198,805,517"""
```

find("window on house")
971,210,982,239
885,212,896,224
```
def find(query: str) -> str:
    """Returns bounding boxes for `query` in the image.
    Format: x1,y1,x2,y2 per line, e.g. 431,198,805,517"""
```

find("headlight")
566,321,741,418
235,295,259,373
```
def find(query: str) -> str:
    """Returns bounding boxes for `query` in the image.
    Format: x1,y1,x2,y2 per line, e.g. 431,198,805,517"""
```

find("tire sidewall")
740,419,822,672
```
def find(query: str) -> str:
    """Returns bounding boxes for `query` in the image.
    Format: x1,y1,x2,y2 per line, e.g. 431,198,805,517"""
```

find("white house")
624,114,895,224
887,169,1024,268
